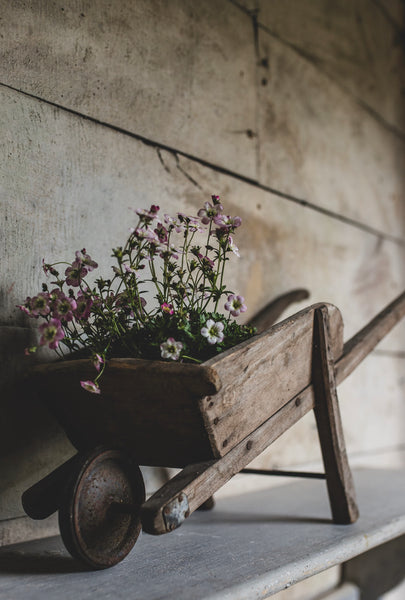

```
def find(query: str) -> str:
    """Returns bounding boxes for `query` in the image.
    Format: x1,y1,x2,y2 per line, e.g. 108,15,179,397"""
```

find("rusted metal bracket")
163,493,190,532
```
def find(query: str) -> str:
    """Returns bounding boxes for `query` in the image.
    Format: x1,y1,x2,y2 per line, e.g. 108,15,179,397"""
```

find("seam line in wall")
373,349,405,359
257,20,405,143
2,80,404,248
229,0,405,143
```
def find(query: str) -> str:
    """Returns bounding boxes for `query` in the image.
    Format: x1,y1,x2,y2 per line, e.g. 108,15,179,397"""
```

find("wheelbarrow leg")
312,307,359,524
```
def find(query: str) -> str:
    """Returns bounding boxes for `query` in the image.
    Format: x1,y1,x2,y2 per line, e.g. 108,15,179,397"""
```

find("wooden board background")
0,1,404,565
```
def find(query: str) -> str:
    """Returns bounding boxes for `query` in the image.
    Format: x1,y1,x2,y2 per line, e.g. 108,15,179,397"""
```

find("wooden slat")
312,307,359,524
336,291,405,385
142,385,313,534
201,303,344,458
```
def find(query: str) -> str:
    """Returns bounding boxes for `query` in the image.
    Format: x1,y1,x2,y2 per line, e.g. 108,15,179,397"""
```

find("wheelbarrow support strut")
142,292,405,535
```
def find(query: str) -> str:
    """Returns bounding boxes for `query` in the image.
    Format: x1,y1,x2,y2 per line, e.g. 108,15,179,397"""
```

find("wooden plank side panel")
29,359,219,467
256,0,405,134
202,303,344,457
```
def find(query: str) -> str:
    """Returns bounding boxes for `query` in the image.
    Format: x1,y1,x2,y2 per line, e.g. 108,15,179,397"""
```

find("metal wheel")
58,447,145,570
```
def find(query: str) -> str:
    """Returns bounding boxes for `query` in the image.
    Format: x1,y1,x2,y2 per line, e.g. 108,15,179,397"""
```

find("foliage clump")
19,196,255,393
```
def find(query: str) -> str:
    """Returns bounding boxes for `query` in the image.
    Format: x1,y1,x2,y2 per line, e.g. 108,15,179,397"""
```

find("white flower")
228,235,240,257
224,294,247,317
201,319,225,345
160,337,183,361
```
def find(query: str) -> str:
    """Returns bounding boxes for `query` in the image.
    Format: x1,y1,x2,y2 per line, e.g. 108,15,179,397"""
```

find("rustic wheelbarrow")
22,290,405,569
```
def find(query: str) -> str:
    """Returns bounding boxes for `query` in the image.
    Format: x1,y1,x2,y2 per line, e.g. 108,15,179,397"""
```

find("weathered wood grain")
29,359,220,467
142,384,313,534
143,293,405,533
312,307,359,524
201,303,344,457
0,0,257,179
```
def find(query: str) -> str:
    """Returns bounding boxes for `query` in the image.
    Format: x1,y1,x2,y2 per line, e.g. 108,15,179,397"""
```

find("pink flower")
214,214,242,230
225,294,247,317
124,264,136,274
80,380,101,394
74,292,93,320
198,253,215,270
177,213,204,232
75,249,98,271
24,346,37,355
92,354,105,373
159,244,180,260
198,200,223,224
133,227,159,243
18,297,33,316
52,295,77,322
65,261,88,287
42,259,59,277
38,318,65,349
163,214,184,233
136,205,160,222
160,337,183,360
154,224,168,243
161,302,174,315
30,293,51,317
201,320,225,344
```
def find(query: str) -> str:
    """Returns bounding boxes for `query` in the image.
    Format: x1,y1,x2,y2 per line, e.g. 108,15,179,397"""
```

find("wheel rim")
59,447,145,569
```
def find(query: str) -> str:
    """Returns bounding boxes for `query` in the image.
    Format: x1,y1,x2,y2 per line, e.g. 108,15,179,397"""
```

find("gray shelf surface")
0,468,404,600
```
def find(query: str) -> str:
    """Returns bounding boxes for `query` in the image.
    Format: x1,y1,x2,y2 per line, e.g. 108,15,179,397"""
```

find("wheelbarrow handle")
336,290,405,385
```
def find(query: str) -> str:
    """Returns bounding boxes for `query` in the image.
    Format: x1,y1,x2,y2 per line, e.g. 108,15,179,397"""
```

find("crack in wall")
1,80,404,247
174,154,203,190
256,21,405,143
156,148,171,174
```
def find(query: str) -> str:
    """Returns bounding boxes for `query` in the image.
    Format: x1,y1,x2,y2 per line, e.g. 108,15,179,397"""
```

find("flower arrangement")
19,196,255,393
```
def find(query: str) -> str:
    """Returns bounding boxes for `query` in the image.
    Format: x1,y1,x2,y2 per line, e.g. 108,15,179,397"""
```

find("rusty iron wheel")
58,446,145,570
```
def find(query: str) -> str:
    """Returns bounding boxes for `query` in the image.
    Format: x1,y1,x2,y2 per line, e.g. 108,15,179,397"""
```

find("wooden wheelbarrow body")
30,300,342,468
23,290,405,569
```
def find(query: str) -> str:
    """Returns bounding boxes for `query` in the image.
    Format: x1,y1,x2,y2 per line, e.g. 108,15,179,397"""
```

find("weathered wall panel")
0,0,257,178
0,2,404,575
1,83,404,528
255,0,405,134
174,152,405,352
256,17,405,240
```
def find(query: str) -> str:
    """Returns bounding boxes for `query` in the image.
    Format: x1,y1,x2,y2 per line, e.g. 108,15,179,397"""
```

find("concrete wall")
0,0,404,573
